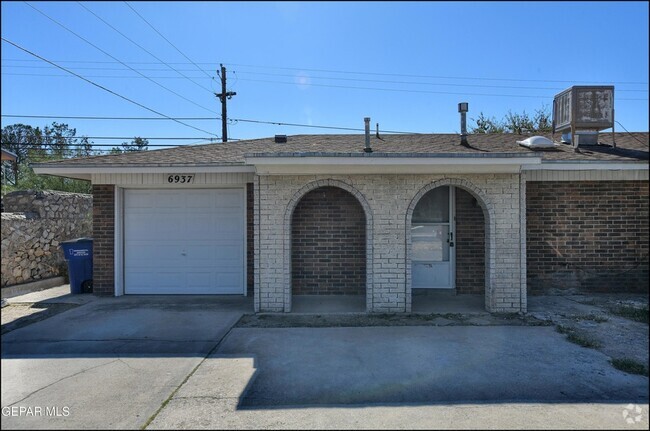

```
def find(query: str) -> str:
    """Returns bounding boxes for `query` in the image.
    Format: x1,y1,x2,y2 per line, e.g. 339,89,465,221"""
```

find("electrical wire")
75,1,214,94
123,1,213,80
2,135,215,140
23,2,219,116
236,77,649,101
5,66,647,94
5,57,648,86
1,37,219,137
8,68,647,100
615,121,649,146
229,70,649,93
1,114,422,134
2,114,218,121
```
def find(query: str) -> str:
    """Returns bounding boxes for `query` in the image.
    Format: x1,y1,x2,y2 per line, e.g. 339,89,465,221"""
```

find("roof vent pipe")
458,102,469,145
364,117,372,153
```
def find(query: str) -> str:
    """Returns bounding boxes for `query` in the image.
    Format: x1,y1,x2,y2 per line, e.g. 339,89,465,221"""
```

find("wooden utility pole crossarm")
215,64,236,142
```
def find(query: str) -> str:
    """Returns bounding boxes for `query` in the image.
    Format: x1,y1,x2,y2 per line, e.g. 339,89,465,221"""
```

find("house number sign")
167,174,195,184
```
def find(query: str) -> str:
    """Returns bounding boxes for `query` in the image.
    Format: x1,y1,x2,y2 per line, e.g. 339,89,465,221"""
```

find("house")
1,148,18,189
32,129,649,314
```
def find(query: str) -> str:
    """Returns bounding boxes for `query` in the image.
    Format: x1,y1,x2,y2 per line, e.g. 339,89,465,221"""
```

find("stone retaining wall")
1,190,92,287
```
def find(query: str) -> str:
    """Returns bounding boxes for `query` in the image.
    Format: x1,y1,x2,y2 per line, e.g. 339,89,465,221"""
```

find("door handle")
448,232,454,247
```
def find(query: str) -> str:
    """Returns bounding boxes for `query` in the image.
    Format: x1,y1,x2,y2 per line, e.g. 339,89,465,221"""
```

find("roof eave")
245,154,542,175
31,164,255,180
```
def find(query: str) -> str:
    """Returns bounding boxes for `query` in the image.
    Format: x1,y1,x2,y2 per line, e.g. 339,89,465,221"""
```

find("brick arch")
283,179,374,312
405,178,495,312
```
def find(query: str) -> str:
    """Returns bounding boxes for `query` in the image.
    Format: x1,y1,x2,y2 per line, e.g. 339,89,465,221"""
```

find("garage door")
124,189,245,294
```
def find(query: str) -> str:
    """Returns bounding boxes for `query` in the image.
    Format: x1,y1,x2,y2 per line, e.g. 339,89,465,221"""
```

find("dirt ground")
528,294,649,372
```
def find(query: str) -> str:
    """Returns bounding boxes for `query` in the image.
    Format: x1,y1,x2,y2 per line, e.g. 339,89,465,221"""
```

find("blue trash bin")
60,238,93,294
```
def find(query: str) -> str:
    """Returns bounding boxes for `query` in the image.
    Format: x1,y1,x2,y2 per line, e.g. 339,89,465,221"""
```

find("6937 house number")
167,174,195,184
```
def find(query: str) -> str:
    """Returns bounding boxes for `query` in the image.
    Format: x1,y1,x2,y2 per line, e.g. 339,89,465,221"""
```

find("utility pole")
215,64,236,142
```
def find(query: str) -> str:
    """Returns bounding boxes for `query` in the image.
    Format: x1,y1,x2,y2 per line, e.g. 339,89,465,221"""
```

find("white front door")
411,186,455,289
124,188,245,294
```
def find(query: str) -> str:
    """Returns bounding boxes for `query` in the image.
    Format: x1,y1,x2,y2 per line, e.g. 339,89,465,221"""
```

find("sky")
1,1,648,153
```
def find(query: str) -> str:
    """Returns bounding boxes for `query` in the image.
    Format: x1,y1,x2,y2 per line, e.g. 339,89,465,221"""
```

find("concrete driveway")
1,295,251,429
148,325,649,429
2,295,649,429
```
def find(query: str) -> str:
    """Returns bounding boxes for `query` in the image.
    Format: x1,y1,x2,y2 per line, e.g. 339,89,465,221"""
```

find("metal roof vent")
458,102,469,145
517,136,558,149
274,135,287,143
364,117,372,153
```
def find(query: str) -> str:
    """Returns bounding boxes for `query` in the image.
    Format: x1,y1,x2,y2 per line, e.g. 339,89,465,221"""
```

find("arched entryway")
407,180,492,312
290,186,367,312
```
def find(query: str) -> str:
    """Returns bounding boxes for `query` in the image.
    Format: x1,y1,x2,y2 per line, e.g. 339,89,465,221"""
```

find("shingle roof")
34,132,649,168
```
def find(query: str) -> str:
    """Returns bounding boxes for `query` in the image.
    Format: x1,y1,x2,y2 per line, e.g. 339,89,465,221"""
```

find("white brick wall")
255,174,526,313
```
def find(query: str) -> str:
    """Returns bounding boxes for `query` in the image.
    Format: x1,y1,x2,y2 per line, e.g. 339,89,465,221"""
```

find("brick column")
92,185,114,296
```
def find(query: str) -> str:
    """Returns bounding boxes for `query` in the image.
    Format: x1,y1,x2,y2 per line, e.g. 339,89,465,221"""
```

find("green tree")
470,112,506,134
1,122,98,194
110,137,149,154
470,105,553,134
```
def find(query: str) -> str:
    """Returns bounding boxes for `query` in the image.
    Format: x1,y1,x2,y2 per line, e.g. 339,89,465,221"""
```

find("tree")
470,113,506,134
470,105,553,134
1,122,98,194
110,137,149,154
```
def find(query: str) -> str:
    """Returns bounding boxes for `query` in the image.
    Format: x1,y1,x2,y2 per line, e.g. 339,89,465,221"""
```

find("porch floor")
291,295,366,313
411,290,485,314
290,291,486,314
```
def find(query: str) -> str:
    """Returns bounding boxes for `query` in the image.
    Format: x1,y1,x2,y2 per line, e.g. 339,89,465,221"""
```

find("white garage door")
124,189,245,294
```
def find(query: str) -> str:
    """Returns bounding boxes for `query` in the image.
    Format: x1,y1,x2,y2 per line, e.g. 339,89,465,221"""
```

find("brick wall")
92,185,114,296
455,188,486,294
247,183,254,297
291,186,366,295
256,175,523,313
527,181,649,294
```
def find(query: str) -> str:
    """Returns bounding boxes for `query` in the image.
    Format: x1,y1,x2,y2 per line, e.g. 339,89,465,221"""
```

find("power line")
226,62,650,86
6,71,647,101
1,37,219,137
1,114,422,134
2,142,182,147
75,1,214,95
23,1,219,116
3,135,216,140
123,1,213,80
5,57,648,86
229,70,650,93
2,114,218,121
7,62,646,101
615,121,649,146
5,67,648,93
236,78,649,101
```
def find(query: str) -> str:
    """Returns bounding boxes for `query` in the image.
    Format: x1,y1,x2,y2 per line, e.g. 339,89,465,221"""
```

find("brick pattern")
455,188,486,294
291,187,366,295
256,174,524,313
247,183,254,297
92,185,114,296
527,181,649,294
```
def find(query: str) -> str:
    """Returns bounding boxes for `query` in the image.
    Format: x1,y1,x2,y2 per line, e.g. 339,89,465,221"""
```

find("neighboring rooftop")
33,132,649,168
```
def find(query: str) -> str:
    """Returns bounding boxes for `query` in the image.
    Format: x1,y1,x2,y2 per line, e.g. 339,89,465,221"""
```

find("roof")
1,148,18,162
32,132,649,168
